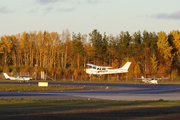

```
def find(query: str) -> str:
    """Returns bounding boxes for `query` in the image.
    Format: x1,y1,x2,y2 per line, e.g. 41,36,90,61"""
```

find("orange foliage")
112,59,119,68
157,63,166,77
73,69,78,80
1,30,180,80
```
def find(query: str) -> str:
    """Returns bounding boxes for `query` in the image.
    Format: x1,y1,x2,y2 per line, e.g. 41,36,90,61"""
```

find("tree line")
0,29,180,80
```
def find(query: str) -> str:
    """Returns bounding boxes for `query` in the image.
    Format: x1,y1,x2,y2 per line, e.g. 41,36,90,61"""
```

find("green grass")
0,99,180,120
0,84,84,92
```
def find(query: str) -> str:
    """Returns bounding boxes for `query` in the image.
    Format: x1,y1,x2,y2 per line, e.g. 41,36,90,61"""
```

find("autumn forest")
0,29,180,81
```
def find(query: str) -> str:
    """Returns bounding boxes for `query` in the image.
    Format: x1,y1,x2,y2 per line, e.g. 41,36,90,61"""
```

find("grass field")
1,79,180,84
0,84,84,92
0,99,180,120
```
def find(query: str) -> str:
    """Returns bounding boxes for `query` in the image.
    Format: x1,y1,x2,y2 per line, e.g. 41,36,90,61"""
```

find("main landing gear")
88,74,103,80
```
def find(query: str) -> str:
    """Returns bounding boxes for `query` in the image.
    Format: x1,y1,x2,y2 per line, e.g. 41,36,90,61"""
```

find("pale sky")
1,0,180,37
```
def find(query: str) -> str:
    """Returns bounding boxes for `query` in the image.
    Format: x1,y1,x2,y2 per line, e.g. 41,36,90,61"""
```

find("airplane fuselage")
3,73,32,81
85,62,131,75
13,77,31,81
85,68,128,75
142,79,158,85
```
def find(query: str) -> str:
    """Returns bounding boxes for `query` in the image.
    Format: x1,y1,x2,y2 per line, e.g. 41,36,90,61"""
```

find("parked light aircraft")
135,76,168,86
85,62,131,76
3,73,32,82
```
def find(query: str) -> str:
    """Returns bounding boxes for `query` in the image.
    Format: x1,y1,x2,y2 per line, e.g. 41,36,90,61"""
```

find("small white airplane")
84,62,131,76
135,76,168,86
3,73,32,82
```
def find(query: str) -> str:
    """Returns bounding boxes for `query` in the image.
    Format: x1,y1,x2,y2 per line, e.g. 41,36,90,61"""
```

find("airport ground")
1,81,180,100
1,80,180,119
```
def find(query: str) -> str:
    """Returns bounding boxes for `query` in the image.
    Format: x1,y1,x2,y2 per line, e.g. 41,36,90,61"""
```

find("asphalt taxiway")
0,82,180,101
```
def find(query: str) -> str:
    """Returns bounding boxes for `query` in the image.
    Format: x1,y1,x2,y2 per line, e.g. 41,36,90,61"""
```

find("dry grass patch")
0,84,84,92
0,99,180,120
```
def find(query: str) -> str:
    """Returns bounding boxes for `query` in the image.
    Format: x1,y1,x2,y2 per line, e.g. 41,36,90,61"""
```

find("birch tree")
157,31,173,74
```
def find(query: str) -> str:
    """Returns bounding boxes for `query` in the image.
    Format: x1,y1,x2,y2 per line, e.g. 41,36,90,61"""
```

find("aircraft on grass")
3,73,32,82
134,76,168,86
84,62,131,77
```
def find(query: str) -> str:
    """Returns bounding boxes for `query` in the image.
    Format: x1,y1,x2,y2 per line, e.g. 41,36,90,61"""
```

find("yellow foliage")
134,62,141,76
157,31,173,71
86,43,93,56
171,69,178,79
3,66,9,73
130,57,136,69
170,30,180,60
150,53,158,75
112,59,119,68
73,70,78,80
0,36,12,53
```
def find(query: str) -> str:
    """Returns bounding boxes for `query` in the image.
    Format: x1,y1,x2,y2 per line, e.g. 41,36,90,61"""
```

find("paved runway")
0,82,180,100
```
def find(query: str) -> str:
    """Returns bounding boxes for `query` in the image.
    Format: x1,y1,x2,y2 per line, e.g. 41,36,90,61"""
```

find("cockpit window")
102,68,106,70
93,66,96,69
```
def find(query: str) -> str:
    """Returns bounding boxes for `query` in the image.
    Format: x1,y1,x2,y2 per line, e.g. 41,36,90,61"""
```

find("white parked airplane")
135,76,168,86
3,73,32,82
85,62,131,76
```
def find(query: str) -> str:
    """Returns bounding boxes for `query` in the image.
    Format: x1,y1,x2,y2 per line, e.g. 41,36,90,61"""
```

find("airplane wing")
134,76,153,80
99,66,112,68
87,63,97,67
134,77,169,80
134,78,144,79
87,63,112,68
18,75,31,77
154,77,169,80
134,76,146,80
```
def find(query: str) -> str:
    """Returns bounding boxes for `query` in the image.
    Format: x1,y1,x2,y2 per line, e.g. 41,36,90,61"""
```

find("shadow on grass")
0,100,180,120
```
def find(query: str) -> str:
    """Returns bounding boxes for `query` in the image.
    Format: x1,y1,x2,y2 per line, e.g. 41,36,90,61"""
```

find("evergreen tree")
89,29,103,65
72,32,83,69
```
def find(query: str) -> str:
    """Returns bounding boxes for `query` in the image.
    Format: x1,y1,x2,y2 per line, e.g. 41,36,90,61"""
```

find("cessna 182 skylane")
135,76,168,86
85,62,131,77
3,73,32,82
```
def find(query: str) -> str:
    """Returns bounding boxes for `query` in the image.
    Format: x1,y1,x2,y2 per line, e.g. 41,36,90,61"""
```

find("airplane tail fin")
3,73,10,79
120,62,131,70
